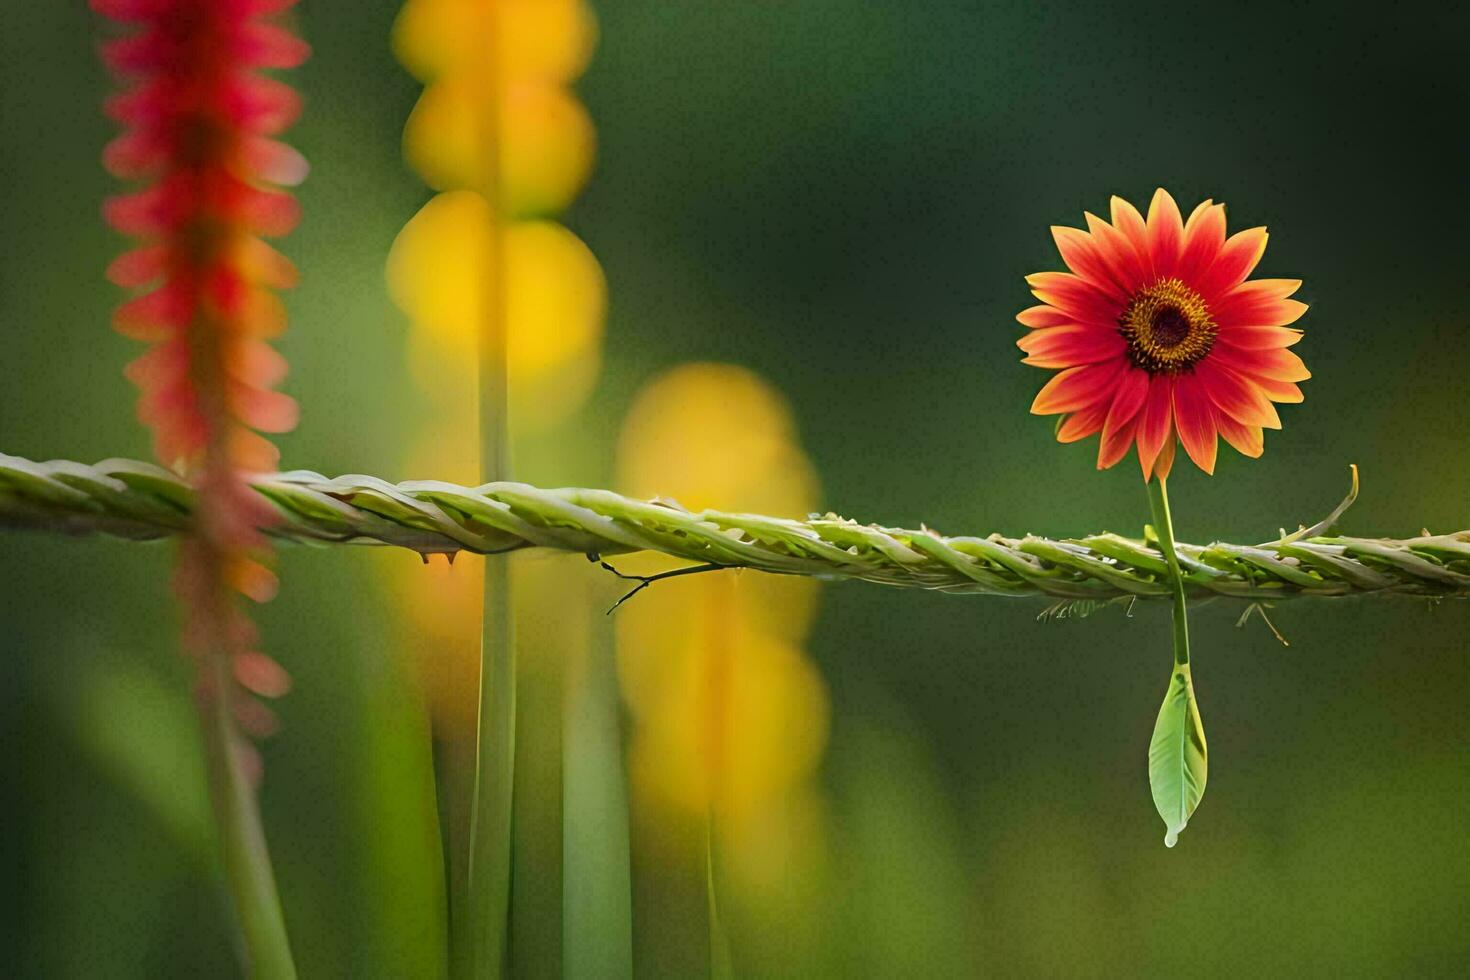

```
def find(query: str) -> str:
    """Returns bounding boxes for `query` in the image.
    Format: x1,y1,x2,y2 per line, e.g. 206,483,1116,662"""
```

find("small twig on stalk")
1236,602,1290,646
1265,464,1360,546
594,557,729,613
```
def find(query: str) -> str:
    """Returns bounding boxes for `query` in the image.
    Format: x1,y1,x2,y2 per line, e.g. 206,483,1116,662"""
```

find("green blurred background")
2,1,1468,976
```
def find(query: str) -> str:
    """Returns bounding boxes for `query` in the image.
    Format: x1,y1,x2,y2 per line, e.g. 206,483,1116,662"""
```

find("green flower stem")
1146,476,1190,666
199,630,296,979
1145,474,1209,847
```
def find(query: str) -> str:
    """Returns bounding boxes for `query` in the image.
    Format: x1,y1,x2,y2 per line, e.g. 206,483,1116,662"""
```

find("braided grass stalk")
3,453,1468,602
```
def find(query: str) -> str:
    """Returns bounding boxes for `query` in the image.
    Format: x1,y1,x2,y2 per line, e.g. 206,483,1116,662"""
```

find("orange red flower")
1019,190,1309,479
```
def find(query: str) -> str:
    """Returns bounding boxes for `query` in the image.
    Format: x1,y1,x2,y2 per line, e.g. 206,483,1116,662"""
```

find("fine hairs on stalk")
4,454,1468,603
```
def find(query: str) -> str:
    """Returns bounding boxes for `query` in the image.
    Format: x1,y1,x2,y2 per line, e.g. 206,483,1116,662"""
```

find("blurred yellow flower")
405,79,596,215
617,363,819,519
385,0,605,734
615,364,830,883
394,0,596,85
386,192,606,431
622,580,828,819
394,0,598,215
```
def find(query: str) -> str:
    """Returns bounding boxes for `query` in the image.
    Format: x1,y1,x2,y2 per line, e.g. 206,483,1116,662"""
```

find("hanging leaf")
1148,662,1208,847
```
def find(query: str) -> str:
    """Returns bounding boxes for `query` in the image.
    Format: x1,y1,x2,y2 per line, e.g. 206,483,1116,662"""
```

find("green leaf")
1148,662,1208,847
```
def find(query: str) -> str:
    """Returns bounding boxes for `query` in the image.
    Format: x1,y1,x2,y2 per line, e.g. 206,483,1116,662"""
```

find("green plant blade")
1148,662,1208,847
563,608,633,980
468,557,516,978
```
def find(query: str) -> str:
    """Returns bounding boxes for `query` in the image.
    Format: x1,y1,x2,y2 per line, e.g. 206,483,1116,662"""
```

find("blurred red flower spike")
232,339,290,388
234,651,293,698
229,557,280,603
106,244,169,287
97,0,309,740
228,428,282,473
100,31,167,73
237,186,301,237
233,695,280,738
113,285,193,340
230,382,299,434
103,130,168,178
103,186,172,236
235,238,298,288
227,76,302,134
123,339,189,388
241,137,310,186
239,23,311,69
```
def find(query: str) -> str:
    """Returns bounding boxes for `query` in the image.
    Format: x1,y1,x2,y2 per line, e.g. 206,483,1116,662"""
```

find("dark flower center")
1119,278,1216,374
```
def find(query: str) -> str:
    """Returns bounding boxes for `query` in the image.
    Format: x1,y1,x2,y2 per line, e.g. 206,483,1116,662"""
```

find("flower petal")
1195,359,1281,429
104,186,172,236
1209,343,1312,383
114,283,193,340
1018,325,1125,368
1016,304,1073,329
123,339,188,388
1215,324,1304,350
1058,401,1110,443
230,382,298,433
239,23,312,70
1176,200,1225,286
1212,279,1307,328
1252,377,1305,403
238,186,300,237
1229,277,1301,299
1097,367,1149,469
1098,411,1140,470
1051,226,1128,302
241,137,310,187
1152,434,1178,481
1197,226,1268,302
1216,413,1264,459
1026,271,1120,324
229,75,303,135
236,237,299,289
234,651,292,698
231,339,290,388
1173,375,1218,474
1110,366,1151,421
228,558,280,604
1136,374,1176,479
106,244,169,288
1029,358,1126,415
1145,188,1184,280
103,129,168,179
1110,195,1151,276
1085,211,1149,294
230,427,282,472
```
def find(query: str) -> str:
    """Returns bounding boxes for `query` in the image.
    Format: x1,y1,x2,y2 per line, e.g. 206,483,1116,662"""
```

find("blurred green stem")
468,562,515,978
1146,476,1190,666
465,6,515,972
562,611,633,979
704,816,734,980
200,634,296,979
